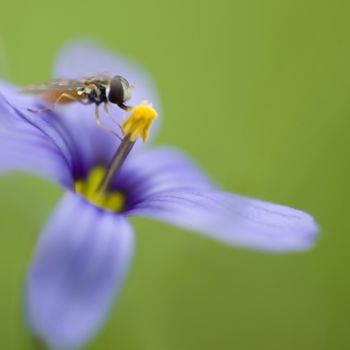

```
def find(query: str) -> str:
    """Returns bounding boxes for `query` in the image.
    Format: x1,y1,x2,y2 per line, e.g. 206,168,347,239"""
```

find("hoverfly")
22,75,134,138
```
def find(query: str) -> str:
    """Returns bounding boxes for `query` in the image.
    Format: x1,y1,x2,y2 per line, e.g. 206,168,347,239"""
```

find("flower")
0,40,319,349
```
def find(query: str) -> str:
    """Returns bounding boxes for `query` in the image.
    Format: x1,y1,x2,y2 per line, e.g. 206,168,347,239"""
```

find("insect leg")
95,105,123,141
104,103,124,134
28,93,82,113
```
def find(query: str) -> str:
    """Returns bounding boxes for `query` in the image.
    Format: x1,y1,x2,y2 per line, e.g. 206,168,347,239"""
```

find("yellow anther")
74,180,85,195
75,167,125,212
122,101,158,143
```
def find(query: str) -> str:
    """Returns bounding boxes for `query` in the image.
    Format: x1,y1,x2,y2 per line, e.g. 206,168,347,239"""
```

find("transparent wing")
21,79,86,95
82,75,111,84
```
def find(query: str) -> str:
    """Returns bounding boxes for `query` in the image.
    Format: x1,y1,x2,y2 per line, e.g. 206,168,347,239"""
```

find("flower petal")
0,85,74,187
113,147,215,210
53,39,161,149
129,190,319,252
26,193,134,349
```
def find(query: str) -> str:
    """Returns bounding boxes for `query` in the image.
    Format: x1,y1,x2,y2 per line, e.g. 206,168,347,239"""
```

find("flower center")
75,167,125,212
75,101,158,207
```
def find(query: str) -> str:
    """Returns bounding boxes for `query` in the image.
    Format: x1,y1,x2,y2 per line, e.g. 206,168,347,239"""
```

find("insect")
22,75,134,138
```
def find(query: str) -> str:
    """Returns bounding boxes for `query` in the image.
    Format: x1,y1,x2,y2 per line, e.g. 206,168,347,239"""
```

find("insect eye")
108,76,129,105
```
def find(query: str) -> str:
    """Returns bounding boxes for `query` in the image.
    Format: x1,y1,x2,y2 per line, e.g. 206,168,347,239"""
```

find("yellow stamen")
75,167,124,212
122,100,158,143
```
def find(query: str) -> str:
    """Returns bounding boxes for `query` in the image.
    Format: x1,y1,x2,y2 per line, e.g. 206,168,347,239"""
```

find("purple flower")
0,40,319,349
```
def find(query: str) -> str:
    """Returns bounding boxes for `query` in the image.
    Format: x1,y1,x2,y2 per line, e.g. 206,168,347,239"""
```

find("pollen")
122,100,158,143
75,167,124,212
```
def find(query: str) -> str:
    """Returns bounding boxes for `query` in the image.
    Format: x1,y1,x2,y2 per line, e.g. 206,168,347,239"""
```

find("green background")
0,0,349,349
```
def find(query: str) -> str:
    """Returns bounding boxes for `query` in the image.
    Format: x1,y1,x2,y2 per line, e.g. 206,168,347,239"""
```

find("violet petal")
26,193,134,349
129,189,319,252
114,147,215,209
0,87,74,188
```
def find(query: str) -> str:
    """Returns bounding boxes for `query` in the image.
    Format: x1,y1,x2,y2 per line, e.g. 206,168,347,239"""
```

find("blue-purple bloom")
0,41,319,349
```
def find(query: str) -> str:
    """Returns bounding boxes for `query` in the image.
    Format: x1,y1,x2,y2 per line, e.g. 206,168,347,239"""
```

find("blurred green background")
0,0,349,349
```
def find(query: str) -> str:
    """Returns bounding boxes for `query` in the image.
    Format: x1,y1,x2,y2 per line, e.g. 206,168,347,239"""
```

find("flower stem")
98,135,135,193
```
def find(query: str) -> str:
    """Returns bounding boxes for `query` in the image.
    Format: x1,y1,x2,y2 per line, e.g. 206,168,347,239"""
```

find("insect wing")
82,75,111,86
22,79,86,94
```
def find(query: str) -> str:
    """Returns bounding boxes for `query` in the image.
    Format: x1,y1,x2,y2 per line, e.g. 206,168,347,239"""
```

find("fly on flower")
22,75,134,137
0,40,319,350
